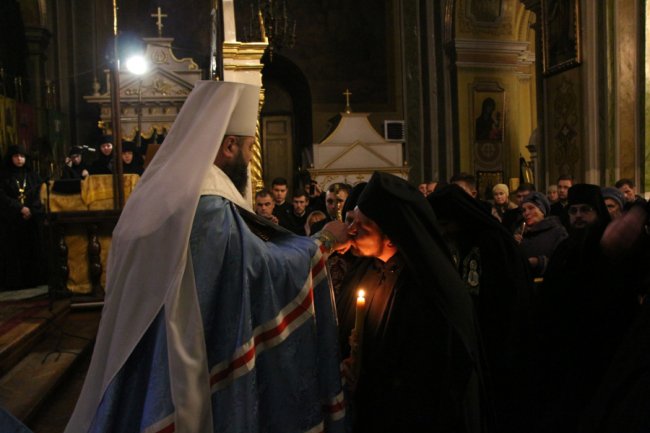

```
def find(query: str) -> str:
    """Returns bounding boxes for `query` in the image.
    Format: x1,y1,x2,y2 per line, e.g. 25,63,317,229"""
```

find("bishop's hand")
322,220,352,254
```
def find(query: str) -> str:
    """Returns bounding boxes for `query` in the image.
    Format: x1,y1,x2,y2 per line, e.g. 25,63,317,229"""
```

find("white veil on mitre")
66,80,260,433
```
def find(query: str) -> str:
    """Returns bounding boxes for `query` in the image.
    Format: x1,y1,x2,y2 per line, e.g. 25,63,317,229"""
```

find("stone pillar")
23,27,51,108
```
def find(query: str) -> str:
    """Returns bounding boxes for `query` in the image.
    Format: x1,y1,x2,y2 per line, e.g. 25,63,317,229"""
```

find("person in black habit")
62,146,89,179
428,183,534,433
120,140,144,175
579,202,650,433
0,145,47,290
344,171,489,433
89,135,114,175
532,184,639,433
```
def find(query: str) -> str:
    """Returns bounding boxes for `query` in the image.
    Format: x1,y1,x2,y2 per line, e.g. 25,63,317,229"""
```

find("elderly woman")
515,192,567,277
601,186,625,220
491,183,517,222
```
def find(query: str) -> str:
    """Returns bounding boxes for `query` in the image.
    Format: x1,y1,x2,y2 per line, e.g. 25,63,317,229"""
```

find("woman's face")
12,154,26,168
522,202,545,226
493,190,507,205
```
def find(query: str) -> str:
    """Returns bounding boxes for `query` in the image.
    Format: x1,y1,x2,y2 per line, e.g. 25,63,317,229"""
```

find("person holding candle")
344,171,489,433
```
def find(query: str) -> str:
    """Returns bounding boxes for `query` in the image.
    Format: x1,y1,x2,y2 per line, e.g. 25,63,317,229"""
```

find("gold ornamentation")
152,49,168,65
250,89,265,196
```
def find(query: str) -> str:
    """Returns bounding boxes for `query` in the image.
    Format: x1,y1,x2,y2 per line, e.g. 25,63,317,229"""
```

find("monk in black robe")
429,184,534,433
533,184,639,433
344,172,490,433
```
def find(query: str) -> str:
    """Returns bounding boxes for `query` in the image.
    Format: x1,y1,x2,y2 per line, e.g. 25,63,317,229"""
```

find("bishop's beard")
221,149,249,195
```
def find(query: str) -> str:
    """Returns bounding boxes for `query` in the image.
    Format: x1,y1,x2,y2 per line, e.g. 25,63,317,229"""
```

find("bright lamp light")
125,55,148,75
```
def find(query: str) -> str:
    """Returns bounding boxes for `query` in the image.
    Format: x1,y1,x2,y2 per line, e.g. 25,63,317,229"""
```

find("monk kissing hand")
323,221,352,254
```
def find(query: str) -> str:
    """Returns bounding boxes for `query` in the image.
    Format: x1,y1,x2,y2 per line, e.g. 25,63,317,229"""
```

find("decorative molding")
84,37,202,138
458,0,513,35
455,38,533,69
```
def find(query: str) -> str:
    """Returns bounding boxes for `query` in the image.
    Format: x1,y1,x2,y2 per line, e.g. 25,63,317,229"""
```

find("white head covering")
66,80,260,433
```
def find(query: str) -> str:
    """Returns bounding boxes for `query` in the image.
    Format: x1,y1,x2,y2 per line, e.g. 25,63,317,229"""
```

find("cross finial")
151,7,168,37
343,89,352,113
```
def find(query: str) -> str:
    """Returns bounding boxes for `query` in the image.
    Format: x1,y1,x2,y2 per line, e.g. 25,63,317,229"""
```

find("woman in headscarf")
0,145,46,290
490,183,517,222
516,192,567,277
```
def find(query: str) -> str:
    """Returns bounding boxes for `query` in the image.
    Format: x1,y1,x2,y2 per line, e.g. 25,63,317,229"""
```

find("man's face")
604,198,622,220
122,151,133,165
426,182,437,196
326,190,348,219
100,142,113,156
347,208,396,262
557,180,572,201
272,184,288,204
255,194,275,218
568,203,598,229
418,183,427,196
618,184,635,203
547,189,558,202
515,189,532,205
292,195,308,215
236,136,255,165
220,136,254,195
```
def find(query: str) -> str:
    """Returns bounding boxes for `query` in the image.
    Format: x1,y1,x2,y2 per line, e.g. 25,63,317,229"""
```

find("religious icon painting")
471,80,506,171
477,170,504,202
542,0,581,76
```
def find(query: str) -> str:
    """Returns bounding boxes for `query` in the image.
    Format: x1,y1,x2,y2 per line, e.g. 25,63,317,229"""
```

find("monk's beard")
222,149,248,195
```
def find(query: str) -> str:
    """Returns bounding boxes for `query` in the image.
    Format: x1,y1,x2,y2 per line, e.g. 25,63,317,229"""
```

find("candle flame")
357,289,365,299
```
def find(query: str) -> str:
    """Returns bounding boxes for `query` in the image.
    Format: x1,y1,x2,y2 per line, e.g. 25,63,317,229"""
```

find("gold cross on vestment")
343,89,352,113
151,7,168,37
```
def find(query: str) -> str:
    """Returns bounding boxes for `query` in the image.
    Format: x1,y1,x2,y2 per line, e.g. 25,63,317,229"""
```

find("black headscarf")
341,182,366,219
3,145,30,171
355,172,488,432
356,172,479,364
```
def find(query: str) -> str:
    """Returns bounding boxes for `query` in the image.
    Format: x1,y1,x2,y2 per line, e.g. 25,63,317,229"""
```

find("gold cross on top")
343,89,352,113
151,7,168,37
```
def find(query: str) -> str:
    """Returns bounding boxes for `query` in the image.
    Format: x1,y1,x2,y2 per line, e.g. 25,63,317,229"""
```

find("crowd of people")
2,81,650,432
253,168,650,432
0,137,147,291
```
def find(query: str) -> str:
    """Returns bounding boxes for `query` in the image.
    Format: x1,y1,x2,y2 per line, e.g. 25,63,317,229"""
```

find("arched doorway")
261,53,312,193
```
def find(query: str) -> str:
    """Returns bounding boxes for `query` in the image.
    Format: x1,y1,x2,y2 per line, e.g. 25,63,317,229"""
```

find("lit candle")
355,289,366,339
351,289,366,380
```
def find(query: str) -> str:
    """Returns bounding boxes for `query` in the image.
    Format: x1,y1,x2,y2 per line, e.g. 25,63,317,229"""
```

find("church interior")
0,0,648,431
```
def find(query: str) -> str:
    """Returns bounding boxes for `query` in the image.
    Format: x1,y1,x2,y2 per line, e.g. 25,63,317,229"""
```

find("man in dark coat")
549,174,573,229
345,172,489,433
